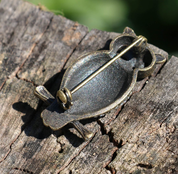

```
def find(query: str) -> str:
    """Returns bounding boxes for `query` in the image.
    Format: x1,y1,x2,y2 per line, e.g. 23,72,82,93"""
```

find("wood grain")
1,0,177,174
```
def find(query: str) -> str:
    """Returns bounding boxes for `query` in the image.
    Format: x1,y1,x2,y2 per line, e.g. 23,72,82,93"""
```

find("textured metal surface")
39,28,160,132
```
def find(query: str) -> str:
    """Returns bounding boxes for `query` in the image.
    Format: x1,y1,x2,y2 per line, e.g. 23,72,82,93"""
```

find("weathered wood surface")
0,0,177,173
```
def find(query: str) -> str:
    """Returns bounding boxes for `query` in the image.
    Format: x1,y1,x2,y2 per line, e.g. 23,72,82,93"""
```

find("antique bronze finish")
35,86,93,139
34,28,166,140
56,35,147,110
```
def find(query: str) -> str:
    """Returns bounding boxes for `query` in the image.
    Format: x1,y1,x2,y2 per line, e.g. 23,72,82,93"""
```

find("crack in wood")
105,165,116,174
57,132,97,173
0,77,8,91
12,167,34,174
0,133,21,163
0,100,42,163
160,110,174,127
103,147,118,174
62,29,89,70
0,29,89,170
136,78,149,93
137,163,153,169
97,112,124,147
94,53,168,174
160,104,178,127
16,74,38,87
16,16,54,77
16,21,88,91
0,79,43,163
6,31,15,45
97,120,125,174
0,16,54,91
153,59,167,77
115,104,126,120
166,148,176,155
103,140,122,174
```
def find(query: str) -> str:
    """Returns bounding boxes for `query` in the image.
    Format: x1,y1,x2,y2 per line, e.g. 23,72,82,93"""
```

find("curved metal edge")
73,69,138,121
109,33,157,79
60,68,138,122
137,47,156,79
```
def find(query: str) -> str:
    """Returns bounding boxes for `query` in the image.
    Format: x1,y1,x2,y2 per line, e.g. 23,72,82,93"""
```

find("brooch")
34,28,166,140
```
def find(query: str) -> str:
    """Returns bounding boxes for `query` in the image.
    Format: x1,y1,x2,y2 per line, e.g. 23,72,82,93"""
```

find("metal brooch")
34,27,166,140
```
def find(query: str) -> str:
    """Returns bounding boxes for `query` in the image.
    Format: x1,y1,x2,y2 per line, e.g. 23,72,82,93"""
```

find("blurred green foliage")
27,0,128,31
26,0,178,54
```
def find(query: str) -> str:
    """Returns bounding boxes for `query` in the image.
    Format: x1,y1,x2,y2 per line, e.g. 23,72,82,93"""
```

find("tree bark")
0,0,177,174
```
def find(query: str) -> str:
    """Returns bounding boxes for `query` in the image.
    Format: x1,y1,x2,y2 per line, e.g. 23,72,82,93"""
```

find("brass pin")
71,35,147,94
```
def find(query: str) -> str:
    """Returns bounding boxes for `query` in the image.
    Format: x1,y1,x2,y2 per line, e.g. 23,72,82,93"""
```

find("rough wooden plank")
17,15,88,85
0,0,53,88
0,0,89,173
59,133,118,174
0,78,39,170
0,0,176,174
0,0,54,166
106,56,178,173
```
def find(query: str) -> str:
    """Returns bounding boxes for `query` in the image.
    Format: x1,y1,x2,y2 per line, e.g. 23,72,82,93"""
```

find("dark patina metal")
34,27,166,140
